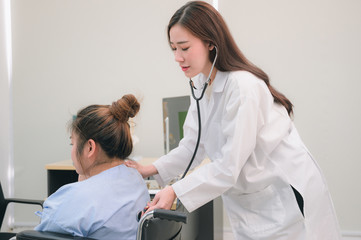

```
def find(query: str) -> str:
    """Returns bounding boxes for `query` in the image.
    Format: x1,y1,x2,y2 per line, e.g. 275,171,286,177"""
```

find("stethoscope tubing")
181,97,202,179
181,46,218,179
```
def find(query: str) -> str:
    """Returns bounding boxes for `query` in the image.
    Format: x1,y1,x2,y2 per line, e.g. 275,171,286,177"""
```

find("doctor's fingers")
124,161,153,178
145,193,172,212
144,197,159,213
124,160,139,169
146,201,171,213
148,194,160,207
150,191,175,211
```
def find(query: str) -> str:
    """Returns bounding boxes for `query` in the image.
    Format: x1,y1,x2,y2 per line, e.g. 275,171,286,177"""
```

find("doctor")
126,1,341,239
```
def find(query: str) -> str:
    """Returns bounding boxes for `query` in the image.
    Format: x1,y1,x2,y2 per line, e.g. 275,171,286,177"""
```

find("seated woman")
35,94,150,240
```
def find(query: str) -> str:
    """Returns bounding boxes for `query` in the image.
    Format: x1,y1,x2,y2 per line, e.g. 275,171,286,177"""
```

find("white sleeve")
172,78,275,212
153,98,207,186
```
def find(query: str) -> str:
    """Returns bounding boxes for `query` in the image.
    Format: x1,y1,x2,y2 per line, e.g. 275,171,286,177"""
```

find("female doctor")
126,1,341,239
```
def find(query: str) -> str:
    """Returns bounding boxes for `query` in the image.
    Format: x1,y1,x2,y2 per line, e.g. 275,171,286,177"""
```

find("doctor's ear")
208,43,215,51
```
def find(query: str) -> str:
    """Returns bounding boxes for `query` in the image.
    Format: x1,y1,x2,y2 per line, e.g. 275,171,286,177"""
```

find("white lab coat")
153,70,341,239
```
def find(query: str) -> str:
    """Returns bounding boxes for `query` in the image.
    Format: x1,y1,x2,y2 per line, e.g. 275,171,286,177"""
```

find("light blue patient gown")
35,164,150,240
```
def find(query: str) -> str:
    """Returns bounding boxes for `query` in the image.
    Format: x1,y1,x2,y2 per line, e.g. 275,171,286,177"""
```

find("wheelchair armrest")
137,209,187,240
153,209,187,224
16,230,95,240
6,198,44,207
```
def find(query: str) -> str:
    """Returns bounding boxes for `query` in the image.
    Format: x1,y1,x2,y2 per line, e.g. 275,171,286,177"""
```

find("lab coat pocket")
235,185,285,233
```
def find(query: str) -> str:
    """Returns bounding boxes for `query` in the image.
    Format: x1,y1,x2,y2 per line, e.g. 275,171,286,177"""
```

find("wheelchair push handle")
153,209,187,223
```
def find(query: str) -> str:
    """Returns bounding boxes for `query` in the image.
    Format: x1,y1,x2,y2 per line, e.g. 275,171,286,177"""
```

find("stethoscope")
137,46,218,220
181,46,218,179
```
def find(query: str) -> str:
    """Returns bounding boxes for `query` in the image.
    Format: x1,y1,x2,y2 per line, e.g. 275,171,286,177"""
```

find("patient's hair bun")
110,94,140,122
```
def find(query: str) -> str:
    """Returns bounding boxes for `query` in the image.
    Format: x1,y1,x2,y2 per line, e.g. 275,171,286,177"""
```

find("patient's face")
70,132,84,176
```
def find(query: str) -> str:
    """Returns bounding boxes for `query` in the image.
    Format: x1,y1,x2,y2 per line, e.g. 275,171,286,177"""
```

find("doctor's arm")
125,99,204,182
147,82,258,212
152,100,206,186
124,160,177,212
171,81,267,212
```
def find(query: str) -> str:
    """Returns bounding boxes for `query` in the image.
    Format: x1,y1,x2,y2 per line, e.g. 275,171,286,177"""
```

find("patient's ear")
85,139,97,160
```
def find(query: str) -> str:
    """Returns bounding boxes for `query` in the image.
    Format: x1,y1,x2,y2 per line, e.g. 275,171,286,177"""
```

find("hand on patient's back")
125,160,157,178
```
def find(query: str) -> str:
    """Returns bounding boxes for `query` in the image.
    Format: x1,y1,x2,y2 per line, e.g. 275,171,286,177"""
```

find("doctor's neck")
208,68,218,85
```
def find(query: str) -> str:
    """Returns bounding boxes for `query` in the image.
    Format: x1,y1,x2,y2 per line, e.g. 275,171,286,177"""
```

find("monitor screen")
162,95,190,154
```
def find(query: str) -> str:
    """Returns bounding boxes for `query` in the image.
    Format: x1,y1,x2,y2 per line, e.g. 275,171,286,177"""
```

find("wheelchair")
1,181,187,240
15,208,187,240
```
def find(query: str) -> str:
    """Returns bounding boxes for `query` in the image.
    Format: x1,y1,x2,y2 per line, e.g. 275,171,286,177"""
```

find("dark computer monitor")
162,95,190,154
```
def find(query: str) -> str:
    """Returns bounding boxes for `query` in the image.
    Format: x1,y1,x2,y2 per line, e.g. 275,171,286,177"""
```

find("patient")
34,94,150,239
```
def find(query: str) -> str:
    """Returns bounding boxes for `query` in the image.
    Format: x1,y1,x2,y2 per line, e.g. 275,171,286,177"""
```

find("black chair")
0,182,44,240
7,176,186,240
137,208,187,240
16,231,95,240
16,208,187,240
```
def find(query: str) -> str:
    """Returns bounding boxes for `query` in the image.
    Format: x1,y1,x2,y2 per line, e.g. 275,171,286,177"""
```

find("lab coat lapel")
203,71,228,127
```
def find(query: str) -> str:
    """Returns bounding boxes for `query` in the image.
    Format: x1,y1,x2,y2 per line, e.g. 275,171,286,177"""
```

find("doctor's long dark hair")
168,1,293,116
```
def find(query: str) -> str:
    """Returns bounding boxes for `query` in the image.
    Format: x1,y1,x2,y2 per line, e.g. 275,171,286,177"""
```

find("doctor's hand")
78,174,86,181
124,160,158,178
146,185,177,212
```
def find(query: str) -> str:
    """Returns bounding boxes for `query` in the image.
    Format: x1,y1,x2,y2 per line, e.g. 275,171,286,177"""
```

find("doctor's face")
169,24,213,78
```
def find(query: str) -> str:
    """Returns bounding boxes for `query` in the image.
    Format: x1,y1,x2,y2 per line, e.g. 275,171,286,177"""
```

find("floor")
223,230,235,239
222,230,361,240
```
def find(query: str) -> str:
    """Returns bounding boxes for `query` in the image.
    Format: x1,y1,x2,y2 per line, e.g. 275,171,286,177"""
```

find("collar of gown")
194,71,228,93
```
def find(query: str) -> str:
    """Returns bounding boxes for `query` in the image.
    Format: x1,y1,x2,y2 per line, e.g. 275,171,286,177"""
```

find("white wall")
10,0,210,225
8,0,361,235
219,0,361,233
0,0,13,231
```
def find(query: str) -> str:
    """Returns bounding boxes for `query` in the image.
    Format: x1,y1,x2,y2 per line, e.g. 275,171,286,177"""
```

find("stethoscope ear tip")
190,79,197,90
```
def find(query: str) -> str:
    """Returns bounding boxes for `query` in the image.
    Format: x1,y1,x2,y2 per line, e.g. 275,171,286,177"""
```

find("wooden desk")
45,158,223,240
46,160,78,196
45,158,160,196
45,158,210,195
